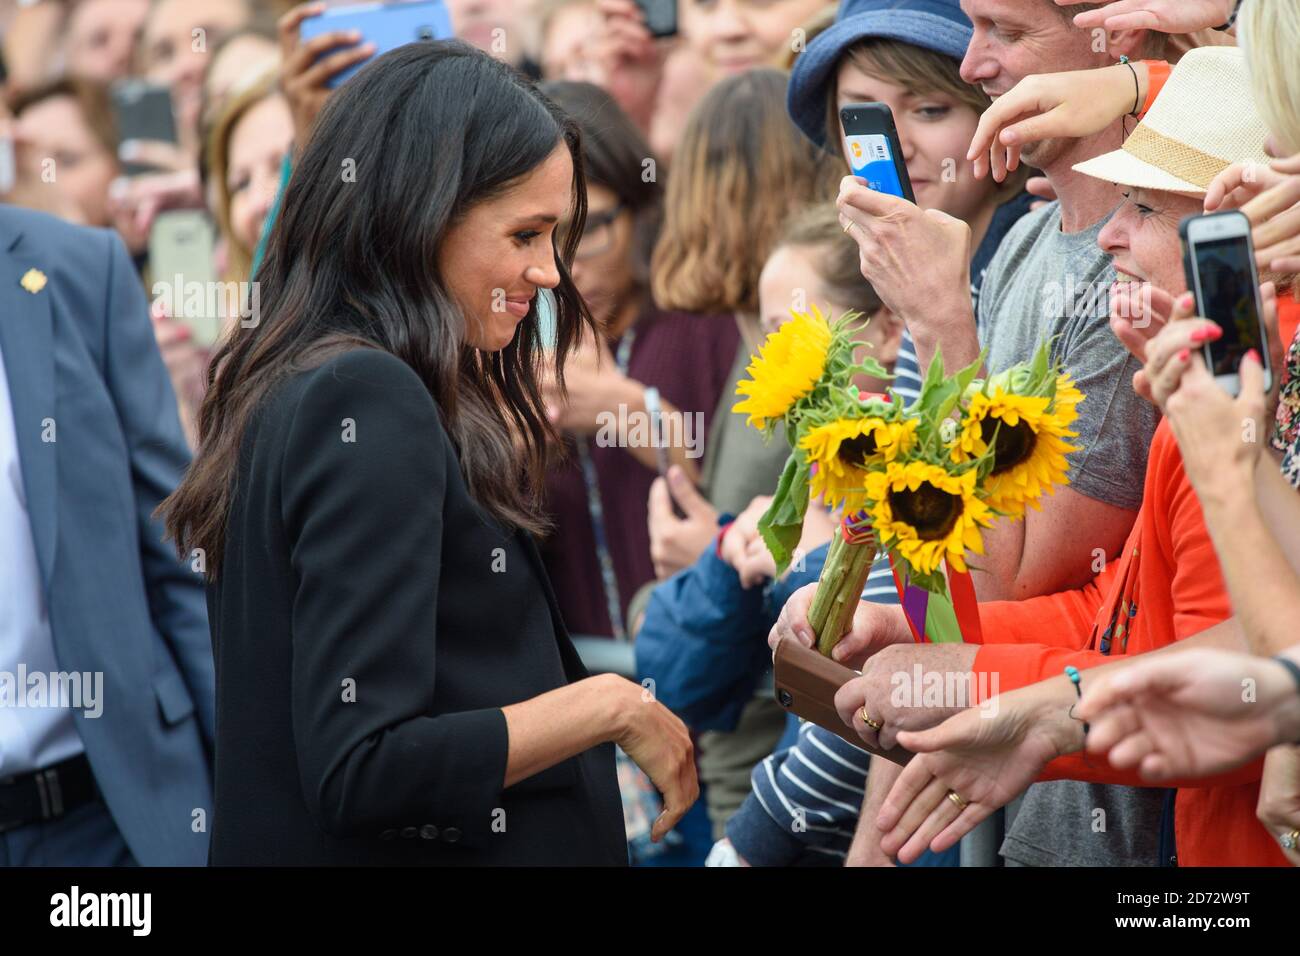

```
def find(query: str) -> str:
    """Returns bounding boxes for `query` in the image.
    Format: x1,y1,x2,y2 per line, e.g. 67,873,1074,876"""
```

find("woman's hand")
541,334,639,435
1257,745,1300,866
1164,348,1269,509
1136,283,1280,418
105,169,205,254
594,0,669,133
647,465,717,579
876,683,1074,863
727,501,836,588
767,583,913,667
718,495,772,586
1110,278,1176,373
1239,153,1300,275
1077,649,1300,781
966,64,1140,183
608,675,699,842
279,2,376,154
1061,0,1236,33
1204,159,1288,217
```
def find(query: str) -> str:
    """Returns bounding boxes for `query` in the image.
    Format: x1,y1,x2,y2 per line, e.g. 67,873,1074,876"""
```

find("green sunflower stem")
809,526,879,658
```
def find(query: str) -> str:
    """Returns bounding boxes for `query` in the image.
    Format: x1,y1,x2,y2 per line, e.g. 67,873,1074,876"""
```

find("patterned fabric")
1271,327,1300,489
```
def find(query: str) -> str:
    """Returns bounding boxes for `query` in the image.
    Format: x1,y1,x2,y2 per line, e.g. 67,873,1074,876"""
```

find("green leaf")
758,453,810,575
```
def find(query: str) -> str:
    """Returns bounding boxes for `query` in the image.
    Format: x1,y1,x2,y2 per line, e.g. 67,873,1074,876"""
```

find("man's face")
143,0,250,142
958,0,1111,166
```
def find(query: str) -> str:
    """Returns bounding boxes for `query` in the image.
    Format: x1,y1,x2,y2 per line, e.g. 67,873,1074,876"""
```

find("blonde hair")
204,70,280,283
1239,0,1300,154
652,69,841,315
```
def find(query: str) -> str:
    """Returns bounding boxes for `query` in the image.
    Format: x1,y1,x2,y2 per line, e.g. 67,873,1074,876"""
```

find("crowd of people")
0,0,1298,869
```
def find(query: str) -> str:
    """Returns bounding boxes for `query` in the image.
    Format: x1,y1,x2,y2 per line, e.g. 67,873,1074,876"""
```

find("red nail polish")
1178,348,1190,362
1246,349,1261,364
1190,326,1221,343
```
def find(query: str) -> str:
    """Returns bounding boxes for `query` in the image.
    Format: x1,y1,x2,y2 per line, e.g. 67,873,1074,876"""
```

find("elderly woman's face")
1098,186,1204,294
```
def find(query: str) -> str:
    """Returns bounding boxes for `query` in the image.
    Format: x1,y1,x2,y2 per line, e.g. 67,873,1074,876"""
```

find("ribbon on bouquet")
886,553,983,645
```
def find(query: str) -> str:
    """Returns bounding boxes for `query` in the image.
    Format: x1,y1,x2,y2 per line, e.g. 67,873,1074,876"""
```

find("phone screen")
844,133,906,200
1192,236,1265,376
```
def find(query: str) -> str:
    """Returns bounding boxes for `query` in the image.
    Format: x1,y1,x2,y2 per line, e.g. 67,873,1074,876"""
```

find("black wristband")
1276,655,1300,695
1215,0,1245,31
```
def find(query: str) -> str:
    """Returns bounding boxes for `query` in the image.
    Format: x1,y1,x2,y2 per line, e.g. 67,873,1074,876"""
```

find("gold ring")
946,790,969,810
859,706,883,731
842,217,855,235
1281,829,1300,851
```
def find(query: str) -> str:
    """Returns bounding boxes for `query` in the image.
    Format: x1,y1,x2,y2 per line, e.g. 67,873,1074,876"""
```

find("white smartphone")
1180,210,1273,396
149,211,222,347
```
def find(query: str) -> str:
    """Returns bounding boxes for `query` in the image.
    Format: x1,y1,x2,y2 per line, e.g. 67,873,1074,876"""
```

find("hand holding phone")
1180,210,1274,395
299,0,454,89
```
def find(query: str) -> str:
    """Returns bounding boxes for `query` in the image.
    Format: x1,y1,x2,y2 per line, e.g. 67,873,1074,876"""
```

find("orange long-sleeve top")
966,420,1290,867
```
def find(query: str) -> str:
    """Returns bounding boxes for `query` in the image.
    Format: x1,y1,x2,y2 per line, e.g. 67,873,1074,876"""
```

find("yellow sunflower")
1052,373,1084,429
800,417,916,511
733,307,832,429
866,461,991,575
951,388,1078,516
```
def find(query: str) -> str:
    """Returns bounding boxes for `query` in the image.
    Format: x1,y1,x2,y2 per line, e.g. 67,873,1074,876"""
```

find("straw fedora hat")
1074,46,1272,196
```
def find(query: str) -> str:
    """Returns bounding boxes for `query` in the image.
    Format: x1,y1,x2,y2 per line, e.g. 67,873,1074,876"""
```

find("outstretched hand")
876,684,1074,863
1077,649,1300,780
1060,0,1236,34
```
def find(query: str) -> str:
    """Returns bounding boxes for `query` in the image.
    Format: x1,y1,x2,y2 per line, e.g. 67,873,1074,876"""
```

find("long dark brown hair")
159,40,593,576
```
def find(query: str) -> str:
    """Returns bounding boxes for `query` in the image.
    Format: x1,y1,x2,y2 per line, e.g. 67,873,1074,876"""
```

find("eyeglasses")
563,203,626,261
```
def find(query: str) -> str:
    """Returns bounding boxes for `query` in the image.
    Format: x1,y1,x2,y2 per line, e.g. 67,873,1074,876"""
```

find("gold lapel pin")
20,268,47,295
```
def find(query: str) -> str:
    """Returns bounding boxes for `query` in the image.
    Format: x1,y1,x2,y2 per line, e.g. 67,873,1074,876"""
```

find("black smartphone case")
839,102,916,204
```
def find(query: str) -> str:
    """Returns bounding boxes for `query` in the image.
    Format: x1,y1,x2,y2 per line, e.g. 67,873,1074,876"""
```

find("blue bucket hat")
788,0,974,147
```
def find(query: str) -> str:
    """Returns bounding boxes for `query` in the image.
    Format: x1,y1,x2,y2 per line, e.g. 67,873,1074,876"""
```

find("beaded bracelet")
1119,56,1141,117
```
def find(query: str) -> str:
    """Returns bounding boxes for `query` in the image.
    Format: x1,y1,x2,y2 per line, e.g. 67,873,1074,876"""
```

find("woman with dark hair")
536,80,739,643
159,41,696,866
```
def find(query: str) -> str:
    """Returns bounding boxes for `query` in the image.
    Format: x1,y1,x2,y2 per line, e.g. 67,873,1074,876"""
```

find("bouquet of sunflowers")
734,306,1082,656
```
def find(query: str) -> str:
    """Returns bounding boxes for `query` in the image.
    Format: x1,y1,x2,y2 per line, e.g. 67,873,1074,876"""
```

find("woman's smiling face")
1099,186,1203,293
438,143,574,352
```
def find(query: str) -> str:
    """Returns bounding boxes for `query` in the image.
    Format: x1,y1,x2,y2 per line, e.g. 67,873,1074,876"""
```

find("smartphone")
300,1,454,89
839,102,915,204
150,211,222,347
110,80,177,176
1180,210,1273,396
634,0,677,38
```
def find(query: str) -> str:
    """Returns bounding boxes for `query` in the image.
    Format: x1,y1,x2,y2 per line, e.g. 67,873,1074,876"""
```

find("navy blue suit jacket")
0,206,213,865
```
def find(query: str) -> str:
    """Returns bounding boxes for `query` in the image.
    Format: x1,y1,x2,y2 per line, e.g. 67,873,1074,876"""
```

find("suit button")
401,827,417,839
442,827,462,843
379,829,397,840
419,825,439,840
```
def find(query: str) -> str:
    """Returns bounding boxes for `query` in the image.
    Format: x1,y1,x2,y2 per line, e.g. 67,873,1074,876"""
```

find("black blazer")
206,349,626,865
